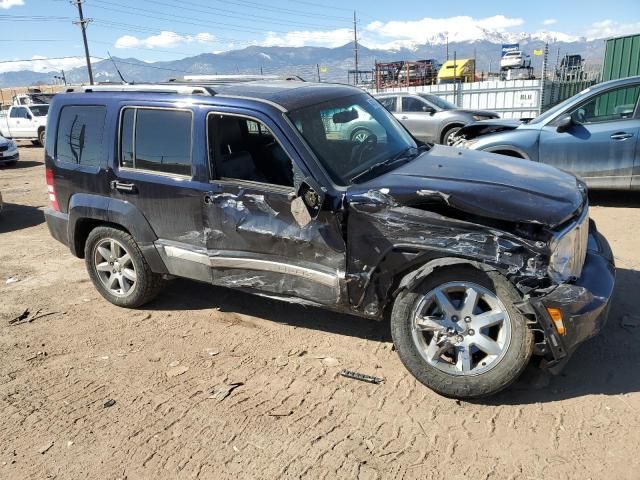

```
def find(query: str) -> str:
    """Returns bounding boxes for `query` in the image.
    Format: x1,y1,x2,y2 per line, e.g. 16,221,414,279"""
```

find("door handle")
401,116,409,120
110,180,137,193
610,132,634,140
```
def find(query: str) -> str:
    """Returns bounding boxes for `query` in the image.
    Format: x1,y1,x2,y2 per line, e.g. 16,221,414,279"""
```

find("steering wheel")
352,133,378,166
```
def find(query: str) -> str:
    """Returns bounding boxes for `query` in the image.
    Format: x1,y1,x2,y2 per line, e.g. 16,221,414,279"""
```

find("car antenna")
107,51,130,84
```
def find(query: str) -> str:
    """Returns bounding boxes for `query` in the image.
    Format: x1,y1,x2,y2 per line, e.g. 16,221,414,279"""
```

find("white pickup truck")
0,104,48,145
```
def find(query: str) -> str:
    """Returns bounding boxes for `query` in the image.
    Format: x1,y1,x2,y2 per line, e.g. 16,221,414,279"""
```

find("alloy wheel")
411,281,512,376
93,238,137,297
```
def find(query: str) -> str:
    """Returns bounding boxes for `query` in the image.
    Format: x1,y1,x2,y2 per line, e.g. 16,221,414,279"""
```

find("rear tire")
390,265,533,399
84,226,164,308
38,130,45,146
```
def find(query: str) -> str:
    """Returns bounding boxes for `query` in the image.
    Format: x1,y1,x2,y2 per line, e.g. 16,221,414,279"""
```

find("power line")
281,0,354,12
0,56,89,64
121,0,347,30
89,3,301,36
184,0,351,22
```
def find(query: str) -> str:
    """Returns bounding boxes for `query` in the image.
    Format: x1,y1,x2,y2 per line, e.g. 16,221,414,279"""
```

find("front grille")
0,145,8,152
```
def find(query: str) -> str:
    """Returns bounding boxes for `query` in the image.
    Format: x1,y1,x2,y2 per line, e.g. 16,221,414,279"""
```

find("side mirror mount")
422,105,435,115
556,115,573,133
291,178,325,227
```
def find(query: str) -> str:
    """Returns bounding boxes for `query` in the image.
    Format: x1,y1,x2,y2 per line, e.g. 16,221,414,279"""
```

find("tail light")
45,167,59,211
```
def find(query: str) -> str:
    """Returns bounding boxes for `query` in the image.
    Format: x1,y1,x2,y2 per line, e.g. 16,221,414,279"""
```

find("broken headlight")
548,208,589,283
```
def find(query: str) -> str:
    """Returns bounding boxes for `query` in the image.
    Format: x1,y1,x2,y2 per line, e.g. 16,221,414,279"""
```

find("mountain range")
0,37,606,87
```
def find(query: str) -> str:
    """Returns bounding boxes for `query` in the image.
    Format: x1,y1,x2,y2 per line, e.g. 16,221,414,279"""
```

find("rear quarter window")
55,105,106,166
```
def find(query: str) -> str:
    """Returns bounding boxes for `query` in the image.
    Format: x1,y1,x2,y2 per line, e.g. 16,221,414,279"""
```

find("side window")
55,105,106,166
378,97,397,112
208,114,293,187
10,107,26,119
402,96,428,113
120,108,192,176
570,85,640,124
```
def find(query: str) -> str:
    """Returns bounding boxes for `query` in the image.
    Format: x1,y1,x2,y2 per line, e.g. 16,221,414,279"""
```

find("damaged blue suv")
44,81,615,399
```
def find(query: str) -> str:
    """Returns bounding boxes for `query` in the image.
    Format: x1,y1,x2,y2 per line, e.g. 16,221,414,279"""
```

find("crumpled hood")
348,145,586,228
456,118,522,139
454,109,500,118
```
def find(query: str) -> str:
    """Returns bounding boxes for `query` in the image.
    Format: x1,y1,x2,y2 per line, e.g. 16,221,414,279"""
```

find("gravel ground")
1,146,639,480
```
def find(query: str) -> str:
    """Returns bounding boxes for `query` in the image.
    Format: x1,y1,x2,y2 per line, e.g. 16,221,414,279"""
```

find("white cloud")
0,0,24,9
259,28,353,48
0,55,98,74
365,15,524,44
543,18,557,26
586,20,640,40
115,31,216,49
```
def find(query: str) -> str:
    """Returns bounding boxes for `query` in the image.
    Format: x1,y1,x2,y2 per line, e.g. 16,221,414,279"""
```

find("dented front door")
201,181,346,305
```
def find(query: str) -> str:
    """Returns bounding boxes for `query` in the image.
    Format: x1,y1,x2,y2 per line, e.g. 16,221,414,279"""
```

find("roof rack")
65,84,215,96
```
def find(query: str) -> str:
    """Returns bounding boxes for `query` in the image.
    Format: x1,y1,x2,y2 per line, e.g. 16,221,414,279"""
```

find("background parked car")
0,104,48,145
375,92,499,145
0,135,19,166
453,76,640,190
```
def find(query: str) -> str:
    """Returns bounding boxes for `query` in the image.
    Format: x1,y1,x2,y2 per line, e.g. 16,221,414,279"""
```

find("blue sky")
0,0,638,72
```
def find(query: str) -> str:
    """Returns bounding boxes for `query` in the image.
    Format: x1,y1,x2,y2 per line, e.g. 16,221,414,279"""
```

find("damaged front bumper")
528,225,615,373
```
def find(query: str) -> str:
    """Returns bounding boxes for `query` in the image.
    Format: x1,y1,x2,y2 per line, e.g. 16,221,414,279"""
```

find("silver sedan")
375,92,499,145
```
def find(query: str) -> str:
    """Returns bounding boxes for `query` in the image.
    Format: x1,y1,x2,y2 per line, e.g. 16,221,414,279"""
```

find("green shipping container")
602,34,640,81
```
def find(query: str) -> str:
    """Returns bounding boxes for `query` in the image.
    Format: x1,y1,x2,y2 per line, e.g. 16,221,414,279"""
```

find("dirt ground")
0,145,639,480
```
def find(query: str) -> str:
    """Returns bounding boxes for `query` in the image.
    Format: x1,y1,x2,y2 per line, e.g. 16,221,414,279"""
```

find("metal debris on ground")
9,308,62,326
208,382,243,401
37,441,54,455
339,369,384,384
103,399,116,408
26,351,47,362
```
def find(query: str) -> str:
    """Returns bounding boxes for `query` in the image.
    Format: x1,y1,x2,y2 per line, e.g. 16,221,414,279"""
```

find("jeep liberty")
44,81,615,399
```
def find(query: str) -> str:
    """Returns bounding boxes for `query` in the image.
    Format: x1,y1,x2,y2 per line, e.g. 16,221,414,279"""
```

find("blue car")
454,76,640,190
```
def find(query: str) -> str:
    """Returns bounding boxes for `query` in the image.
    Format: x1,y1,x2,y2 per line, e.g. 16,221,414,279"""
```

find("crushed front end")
524,218,615,373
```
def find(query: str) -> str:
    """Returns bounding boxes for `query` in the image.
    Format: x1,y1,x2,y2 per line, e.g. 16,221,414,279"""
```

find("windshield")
29,105,49,117
288,93,420,186
528,87,593,124
418,94,456,110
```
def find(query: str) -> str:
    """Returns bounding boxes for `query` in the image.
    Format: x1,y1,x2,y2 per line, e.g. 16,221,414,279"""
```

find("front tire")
38,130,45,146
442,126,462,146
84,226,164,308
350,128,373,143
390,265,533,399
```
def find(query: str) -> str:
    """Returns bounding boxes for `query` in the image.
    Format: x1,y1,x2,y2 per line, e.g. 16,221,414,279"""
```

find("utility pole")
446,35,449,61
72,0,94,85
353,10,359,86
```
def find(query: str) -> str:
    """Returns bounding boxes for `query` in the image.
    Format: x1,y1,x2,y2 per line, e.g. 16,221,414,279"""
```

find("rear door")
399,95,437,142
112,104,212,281
539,83,640,189
200,108,346,305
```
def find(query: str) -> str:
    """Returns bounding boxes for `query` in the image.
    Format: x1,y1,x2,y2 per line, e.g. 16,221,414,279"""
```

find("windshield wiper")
349,146,423,183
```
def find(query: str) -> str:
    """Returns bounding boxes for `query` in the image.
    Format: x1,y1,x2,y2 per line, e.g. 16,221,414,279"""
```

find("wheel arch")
439,122,465,144
67,194,160,263
353,247,508,320
482,145,531,160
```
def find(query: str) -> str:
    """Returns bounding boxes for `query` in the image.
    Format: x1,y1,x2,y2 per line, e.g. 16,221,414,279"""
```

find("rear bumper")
530,226,615,373
45,207,70,247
